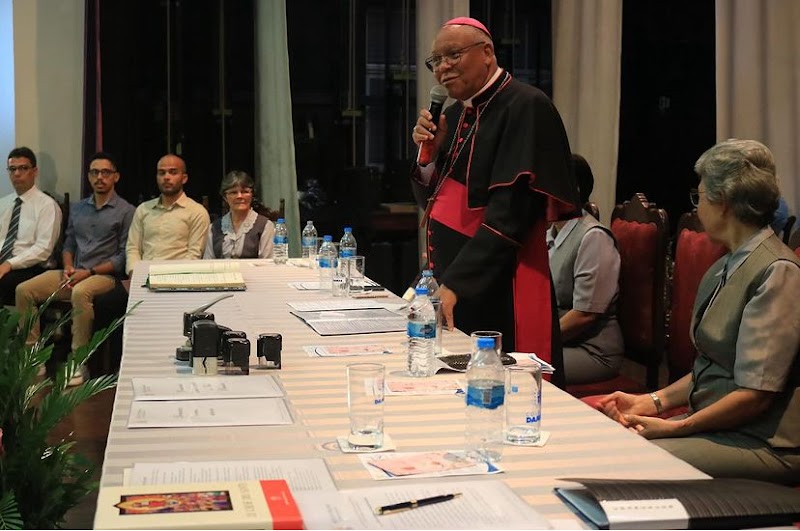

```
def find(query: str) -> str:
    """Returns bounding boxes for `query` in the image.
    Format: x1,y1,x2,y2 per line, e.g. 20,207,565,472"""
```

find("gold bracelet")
649,392,663,415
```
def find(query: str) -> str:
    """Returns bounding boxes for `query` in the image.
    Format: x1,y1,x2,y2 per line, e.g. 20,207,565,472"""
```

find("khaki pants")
16,270,116,352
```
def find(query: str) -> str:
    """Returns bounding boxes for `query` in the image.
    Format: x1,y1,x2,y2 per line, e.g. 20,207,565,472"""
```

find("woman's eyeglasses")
224,188,253,197
689,188,707,208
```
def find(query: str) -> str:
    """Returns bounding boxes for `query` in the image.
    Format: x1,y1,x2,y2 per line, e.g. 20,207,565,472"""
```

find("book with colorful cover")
93,479,303,529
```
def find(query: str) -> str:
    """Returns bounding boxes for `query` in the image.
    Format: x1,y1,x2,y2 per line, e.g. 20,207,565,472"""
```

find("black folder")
555,477,800,529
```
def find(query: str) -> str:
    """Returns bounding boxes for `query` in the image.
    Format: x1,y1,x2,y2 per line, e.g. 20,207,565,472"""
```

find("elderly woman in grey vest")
547,154,623,384
600,139,800,484
203,171,274,259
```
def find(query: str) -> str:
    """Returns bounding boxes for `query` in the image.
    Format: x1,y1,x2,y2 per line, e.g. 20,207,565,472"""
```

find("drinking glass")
346,363,385,449
504,364,542,444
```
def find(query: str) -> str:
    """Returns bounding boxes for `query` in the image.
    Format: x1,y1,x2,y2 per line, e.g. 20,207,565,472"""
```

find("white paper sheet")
131,376,284,401
288,299,388,311
292,309,406,336
126,398,293,428
127,458,336,492
294,479,550,529
303,344,392,357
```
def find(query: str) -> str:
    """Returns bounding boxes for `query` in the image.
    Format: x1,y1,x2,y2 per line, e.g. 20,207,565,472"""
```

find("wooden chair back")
584,201,600,220
609,193,669,389
253,198,286,223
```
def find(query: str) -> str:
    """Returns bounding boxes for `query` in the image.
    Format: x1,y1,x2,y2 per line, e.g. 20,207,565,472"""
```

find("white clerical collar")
463,68,503,108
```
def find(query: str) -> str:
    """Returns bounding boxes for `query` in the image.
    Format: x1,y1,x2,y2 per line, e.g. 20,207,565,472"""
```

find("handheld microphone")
417,85,449,167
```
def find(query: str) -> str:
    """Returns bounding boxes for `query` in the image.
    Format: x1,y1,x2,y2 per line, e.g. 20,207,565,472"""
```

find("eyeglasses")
425,41,486,72
7,165,32,174
88,168,117,177
689,188,707,207
224,188,253,197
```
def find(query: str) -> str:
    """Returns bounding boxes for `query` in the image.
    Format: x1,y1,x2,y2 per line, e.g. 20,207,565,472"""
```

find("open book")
555,477,800,529
94,479,303,529
147,262,246,292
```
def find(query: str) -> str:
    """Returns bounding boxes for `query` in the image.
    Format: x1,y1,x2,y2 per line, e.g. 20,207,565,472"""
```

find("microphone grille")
429,85,449,104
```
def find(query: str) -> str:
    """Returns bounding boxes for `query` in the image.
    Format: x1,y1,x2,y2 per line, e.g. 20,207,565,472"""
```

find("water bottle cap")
323,235,333,242
306,220,313,226
414,287,428,296
344,226,352,233
476,337,495,349
277,218,285,223
422,269,433,277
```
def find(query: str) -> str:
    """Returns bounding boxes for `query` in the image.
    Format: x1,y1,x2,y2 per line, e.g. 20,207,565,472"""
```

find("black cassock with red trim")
412,71,579,387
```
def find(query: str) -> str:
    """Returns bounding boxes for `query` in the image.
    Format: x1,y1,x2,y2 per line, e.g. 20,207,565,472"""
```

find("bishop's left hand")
437,285,457,331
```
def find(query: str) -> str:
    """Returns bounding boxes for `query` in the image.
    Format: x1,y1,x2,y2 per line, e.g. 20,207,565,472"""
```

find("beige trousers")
16,269,116,352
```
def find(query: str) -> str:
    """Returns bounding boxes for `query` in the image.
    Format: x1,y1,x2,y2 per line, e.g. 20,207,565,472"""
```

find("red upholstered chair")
667,211,726,383
567,193,669,399
789,229,800,255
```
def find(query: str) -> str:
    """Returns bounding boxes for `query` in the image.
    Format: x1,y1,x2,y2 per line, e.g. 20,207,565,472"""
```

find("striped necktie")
0,197,23,263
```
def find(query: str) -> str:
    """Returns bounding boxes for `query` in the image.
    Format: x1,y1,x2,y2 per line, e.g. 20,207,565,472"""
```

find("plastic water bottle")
318,235,338,290
301,220,318,259
273,218,289,264
407,287,436,377
339,226,357,258
416,270,439,299
465,336,505,462
416,270,441,355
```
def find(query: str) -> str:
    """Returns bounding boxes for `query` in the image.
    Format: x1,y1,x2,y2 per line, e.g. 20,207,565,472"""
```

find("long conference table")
98,259,707,526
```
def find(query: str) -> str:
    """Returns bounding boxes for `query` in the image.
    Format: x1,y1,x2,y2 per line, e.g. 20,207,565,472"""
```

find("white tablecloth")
99,259,706,524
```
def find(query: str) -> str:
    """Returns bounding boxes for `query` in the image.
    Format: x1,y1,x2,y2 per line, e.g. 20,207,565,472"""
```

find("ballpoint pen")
374,492,462,515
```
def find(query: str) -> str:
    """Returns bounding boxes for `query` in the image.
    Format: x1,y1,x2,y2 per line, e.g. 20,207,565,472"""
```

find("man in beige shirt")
126,154,210,276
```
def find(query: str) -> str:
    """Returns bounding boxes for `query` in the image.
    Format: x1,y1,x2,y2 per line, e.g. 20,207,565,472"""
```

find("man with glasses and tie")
0,146,61,305
410,17,578,382
16,152,135,386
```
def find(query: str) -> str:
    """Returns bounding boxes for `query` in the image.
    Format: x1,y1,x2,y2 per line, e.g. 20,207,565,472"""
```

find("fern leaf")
0,491,23,530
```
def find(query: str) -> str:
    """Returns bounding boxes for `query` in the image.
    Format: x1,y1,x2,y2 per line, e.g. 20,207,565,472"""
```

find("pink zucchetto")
443,17,492,39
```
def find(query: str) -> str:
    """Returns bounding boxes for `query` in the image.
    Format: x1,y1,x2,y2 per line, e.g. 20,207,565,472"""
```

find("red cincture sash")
429,177,554,369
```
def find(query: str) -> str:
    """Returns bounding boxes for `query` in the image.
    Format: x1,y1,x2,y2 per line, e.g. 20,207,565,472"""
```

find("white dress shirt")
0,186,61,269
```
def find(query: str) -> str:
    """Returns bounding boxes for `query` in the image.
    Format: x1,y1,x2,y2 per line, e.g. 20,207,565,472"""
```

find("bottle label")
407,320,435,339
302,236,316,247
274,236,288,244
340,249,355,258
319,257,334,268
466,383,505,410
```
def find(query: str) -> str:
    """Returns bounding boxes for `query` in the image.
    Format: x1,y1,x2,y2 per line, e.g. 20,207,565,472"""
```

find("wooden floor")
56,388,116,530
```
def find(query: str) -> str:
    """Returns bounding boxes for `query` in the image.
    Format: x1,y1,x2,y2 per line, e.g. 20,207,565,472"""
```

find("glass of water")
346,363,385,449
504,364,542,445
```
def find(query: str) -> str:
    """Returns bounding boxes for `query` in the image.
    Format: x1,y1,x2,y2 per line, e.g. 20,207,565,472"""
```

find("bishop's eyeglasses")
424,41,486,72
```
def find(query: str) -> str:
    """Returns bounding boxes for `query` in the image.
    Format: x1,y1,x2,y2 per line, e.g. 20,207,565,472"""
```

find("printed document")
127,458,336,492
127,397,293,428
291,308,406,336
294,479,550,529
131,376,284,401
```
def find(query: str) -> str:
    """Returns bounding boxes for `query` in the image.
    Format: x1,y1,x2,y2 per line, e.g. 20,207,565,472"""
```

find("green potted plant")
0,289,133,529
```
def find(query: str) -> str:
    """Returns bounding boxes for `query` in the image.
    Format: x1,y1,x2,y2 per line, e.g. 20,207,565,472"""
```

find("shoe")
67,365,88,387
37,365,46,377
